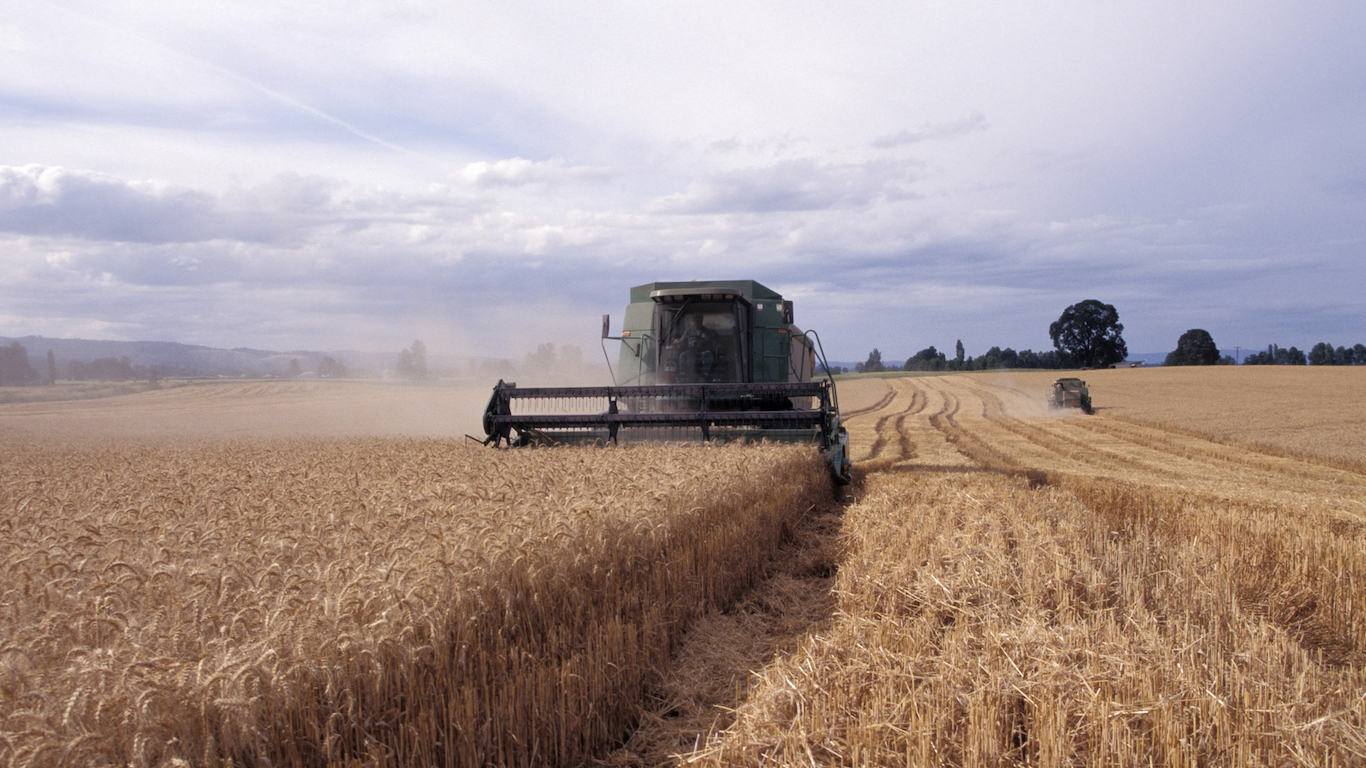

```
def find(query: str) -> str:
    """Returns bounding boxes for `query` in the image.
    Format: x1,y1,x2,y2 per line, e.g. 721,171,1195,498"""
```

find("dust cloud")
976,370,1086,419
0,380,495,443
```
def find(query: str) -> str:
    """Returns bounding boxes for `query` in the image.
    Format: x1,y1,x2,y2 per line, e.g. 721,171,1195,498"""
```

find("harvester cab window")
655,299,747,383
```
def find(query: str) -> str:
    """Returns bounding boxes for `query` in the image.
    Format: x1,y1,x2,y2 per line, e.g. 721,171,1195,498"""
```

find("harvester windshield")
655,300,747,384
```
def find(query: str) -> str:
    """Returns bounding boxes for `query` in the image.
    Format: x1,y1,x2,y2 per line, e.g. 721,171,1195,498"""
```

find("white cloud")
458,157,613,188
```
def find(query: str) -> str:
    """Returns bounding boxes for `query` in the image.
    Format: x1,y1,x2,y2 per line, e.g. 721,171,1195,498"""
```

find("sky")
2,0,1363,364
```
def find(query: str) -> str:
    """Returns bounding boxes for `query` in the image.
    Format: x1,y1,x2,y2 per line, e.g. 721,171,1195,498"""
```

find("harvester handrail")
800,328,840,413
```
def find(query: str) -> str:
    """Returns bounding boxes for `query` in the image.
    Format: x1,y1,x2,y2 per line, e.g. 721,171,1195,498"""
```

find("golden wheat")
0,437,829,767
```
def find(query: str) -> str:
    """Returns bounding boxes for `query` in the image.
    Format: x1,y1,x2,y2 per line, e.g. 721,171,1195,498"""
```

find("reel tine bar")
482,380,836,448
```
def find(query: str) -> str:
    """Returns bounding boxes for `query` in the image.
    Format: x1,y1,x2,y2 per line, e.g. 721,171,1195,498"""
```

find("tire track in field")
892,387,923,461
865,383,923,462
840,387,897,420
852,379,972,470
841,381,898,464
857,377,923,459
921,377,1022,470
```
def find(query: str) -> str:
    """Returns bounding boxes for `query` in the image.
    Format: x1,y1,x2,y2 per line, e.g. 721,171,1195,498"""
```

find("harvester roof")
628,280,783,305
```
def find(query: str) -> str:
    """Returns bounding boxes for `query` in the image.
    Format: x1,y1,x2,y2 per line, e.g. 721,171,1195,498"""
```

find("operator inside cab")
676,314,716,382
660,306,740,383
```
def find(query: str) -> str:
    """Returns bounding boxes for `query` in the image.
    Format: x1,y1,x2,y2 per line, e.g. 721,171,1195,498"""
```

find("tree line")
844,300,1366,374
1237,343,1366,366
850,299,1128,373
851,343,1072,373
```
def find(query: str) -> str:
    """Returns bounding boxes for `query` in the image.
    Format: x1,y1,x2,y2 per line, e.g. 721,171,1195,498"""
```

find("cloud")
457,157,614,188
3,4,1365,360
871,112,988,148
0,165,346,244
650,158,920,214
0,26,27,53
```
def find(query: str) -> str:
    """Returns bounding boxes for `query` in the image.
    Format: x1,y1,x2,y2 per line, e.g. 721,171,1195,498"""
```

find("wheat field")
3,370,1365,766
678,369,1366,766
0,435,829,767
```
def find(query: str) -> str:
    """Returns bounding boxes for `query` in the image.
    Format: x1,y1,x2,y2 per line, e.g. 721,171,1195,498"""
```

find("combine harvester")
481,280,852,484
1048,377,1094,414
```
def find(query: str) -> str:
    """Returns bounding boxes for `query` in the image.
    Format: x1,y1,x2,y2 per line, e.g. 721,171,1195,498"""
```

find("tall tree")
523,343,557,373
0,342,37,385
1256,345,1309,365
904,346,945,371
318,357,348,378
45,349,57,385
397,341,428,379
1166,329,1220,366
409,340,428,379
862,349,885,373
1049,300,1128,368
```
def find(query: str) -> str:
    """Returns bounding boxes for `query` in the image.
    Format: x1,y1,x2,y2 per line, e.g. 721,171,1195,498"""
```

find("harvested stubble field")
3,369,1366,766
678,368,1366,765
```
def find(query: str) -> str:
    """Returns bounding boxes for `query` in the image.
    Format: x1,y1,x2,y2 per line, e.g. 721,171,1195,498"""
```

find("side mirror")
601,314,610,339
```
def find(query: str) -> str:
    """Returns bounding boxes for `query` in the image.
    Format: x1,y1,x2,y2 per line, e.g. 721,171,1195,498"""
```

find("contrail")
182,57,435,162
53,3,441,166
